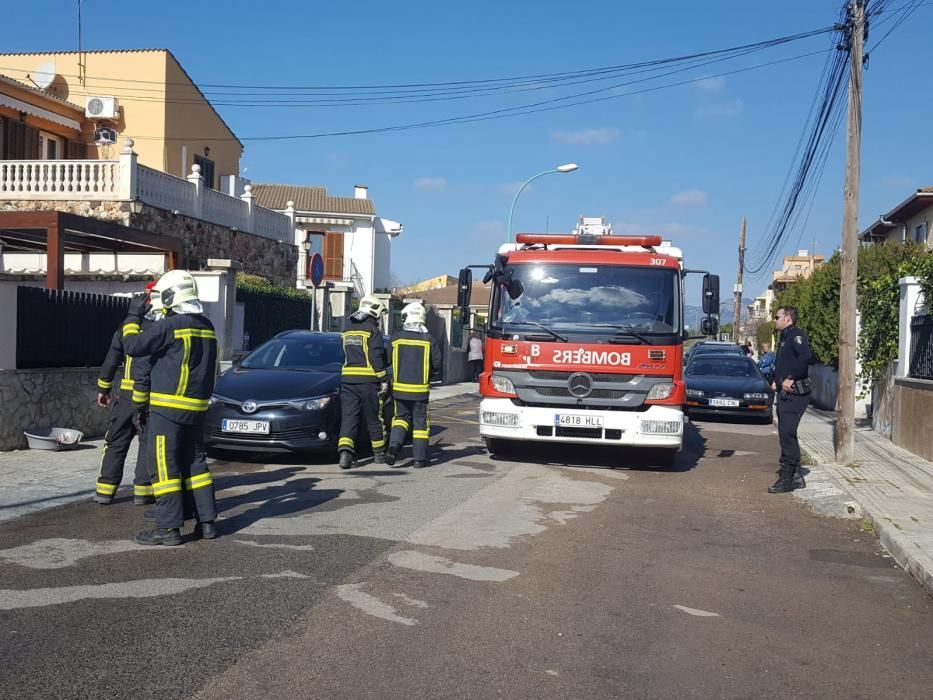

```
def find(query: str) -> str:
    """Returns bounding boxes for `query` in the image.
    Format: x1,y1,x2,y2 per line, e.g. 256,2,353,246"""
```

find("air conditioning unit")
85,96,119,119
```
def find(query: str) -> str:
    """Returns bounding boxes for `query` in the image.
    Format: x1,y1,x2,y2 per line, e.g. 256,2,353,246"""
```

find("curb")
802,442,933,598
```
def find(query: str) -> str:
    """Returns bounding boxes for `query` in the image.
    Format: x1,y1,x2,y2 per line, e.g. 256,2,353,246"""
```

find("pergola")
0,211,182,290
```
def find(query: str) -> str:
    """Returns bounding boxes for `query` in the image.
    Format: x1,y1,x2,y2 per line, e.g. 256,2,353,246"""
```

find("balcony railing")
0,139,294,243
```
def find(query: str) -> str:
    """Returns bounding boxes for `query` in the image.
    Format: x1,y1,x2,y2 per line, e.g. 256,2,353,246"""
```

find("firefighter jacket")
98,320,153,407
341,316,388,385
121,312,218,425
388,329,441,401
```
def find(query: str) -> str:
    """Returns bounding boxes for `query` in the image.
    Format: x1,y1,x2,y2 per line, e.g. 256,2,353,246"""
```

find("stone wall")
0,367,119,451
130,205,296,287
0,200,297,287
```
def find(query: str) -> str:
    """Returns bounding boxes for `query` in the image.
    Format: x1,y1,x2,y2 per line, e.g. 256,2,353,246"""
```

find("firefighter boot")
134,495,156,506
385,443,402,468
338,450,355,470
93,494,113,505
768,466,797,494
193,521,217,540
412,460,427,469
135,528,183,546
373,450,386,465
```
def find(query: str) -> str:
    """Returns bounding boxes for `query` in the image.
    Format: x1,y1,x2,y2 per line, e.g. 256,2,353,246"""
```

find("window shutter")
65,138,87,159
24,125,39,159
324,232,344,280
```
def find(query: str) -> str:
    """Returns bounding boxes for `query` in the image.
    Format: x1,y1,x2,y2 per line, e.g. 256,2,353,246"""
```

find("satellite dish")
32,61,57,90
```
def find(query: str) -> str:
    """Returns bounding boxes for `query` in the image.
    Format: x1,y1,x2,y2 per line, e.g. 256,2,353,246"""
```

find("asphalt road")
2,393,932,699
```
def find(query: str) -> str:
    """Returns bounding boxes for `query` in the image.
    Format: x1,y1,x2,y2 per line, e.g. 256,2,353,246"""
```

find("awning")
0,93,81,131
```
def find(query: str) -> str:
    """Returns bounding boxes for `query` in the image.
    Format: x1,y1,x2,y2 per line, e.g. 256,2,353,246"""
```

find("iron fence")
908,314,933,380
16,287,130,369
237,287,313,350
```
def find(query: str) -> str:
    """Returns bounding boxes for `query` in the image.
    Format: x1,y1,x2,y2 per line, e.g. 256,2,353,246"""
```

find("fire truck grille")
535,387,627,400
535,426,624,440
528,370,637,383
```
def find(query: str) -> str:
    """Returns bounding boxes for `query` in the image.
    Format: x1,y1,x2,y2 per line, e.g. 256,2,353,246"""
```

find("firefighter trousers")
96,395,152,501
148,412,216,530
338,382,385,455
390,398,430,462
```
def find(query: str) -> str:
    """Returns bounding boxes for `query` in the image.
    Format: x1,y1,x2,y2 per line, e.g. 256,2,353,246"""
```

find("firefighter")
121,270,219,546
337,294,389,469
385,302,441,469
94,281,157,506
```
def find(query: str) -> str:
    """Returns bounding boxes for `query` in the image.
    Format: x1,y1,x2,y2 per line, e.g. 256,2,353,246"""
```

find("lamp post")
507,163,578,242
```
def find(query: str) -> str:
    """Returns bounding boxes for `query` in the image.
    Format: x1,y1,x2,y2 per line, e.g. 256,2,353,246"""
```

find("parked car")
205,330,392,454
684,353,774,423
684,341,745,365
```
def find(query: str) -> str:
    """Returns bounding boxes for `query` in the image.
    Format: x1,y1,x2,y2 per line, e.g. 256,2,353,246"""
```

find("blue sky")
5,0,933,301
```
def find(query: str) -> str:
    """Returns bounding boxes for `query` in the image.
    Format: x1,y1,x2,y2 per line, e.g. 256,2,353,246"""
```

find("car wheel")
484,437,508,456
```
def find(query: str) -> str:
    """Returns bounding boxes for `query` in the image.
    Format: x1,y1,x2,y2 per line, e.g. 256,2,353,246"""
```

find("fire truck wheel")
484,437,508,456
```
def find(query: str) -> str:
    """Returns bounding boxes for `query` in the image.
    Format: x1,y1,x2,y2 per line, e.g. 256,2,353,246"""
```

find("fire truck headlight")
490,375,517,395
646,383,675,401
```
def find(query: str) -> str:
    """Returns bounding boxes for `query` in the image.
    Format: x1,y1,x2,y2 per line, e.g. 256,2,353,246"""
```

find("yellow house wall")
0,51,241,183
164,55,241,187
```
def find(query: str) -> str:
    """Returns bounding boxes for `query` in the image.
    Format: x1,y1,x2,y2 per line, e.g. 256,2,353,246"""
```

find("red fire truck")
457,217,719,465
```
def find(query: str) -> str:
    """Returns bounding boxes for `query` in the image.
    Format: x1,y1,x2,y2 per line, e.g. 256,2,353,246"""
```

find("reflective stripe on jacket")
389,329,442,400
341,317,387,384
122,312,218,425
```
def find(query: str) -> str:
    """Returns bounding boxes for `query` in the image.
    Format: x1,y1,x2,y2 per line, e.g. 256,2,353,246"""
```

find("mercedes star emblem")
567,372,594,398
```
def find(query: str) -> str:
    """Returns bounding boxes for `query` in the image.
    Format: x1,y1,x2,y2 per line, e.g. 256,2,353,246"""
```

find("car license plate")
709,398,740,407
221,419,270,434
555,414,604,428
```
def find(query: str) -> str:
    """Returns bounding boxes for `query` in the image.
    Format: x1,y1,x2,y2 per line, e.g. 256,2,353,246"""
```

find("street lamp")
507,163,579,242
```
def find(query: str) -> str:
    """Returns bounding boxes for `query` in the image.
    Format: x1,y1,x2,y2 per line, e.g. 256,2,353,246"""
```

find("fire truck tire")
484,437,508,456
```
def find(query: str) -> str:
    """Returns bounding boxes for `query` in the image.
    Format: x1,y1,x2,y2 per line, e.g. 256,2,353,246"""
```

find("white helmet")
354,294,387,320
151,269,199,311
401,301,426,325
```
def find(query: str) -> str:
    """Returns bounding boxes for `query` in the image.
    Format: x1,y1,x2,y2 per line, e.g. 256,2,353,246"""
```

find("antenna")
31,61,56,90
77,0,86,85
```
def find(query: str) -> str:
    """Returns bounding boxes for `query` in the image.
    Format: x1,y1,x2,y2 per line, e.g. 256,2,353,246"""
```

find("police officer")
122,270,219,545
769,305,812,493
385,302,441,469
338,295,389,469
93,282,157,506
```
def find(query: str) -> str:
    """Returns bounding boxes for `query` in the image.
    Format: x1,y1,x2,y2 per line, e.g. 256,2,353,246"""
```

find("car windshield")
493,263,680,333
692,345,743,356
241,337,343,370
688,357,758,378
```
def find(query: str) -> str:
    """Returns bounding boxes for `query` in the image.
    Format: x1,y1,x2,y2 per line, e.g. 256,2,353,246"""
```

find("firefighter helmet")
151,270,199,311
401,301,427,325
355,294,387,320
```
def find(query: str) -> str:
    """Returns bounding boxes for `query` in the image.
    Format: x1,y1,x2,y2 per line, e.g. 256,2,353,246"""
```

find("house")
769,249,825,295
395,274,457,296
860,187,933,246
1,49,296,289
0,49,242,187
250,183,402,298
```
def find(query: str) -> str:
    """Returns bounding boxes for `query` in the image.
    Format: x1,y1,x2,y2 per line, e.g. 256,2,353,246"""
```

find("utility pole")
733,216,747,344
835,0,865,465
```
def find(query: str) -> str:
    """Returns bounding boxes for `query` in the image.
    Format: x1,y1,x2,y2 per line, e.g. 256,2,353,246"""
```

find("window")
914,222,928,245
194,154,215,189
38,132,63,160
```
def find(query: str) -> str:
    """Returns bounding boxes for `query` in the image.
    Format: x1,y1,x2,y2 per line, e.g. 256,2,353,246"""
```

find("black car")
684,341,745,364
684,353,774,423
205,330,391,453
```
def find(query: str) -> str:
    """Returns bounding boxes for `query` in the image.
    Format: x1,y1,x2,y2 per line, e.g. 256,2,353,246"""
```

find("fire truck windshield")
493,263,680,334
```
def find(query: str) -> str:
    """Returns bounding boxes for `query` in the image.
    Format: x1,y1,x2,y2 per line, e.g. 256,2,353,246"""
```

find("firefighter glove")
127,293,151,318
132,406,149,432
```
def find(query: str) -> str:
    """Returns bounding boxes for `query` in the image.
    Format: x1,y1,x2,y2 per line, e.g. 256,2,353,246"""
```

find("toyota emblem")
241,400,258,414
567,372,594,398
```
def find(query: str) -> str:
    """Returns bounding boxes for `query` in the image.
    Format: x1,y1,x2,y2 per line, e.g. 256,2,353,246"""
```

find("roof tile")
250,183,375,215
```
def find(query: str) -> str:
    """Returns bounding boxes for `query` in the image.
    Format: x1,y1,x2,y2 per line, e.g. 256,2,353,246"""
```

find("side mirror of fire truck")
457,267,473,320
702,274,720,314
700,316,720,337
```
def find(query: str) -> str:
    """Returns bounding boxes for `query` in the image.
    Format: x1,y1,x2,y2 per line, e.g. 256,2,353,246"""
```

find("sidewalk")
0,382,479,525
798,408,933,596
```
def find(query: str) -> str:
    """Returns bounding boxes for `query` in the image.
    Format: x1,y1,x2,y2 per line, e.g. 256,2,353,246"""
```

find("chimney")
797,249,808,256
354,184,368,200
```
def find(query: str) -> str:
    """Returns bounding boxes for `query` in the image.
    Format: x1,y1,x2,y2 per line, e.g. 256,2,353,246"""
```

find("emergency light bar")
515,233,663,247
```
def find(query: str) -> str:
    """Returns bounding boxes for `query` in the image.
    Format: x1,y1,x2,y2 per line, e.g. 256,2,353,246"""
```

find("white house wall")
344,219,376,297
373,231,391,291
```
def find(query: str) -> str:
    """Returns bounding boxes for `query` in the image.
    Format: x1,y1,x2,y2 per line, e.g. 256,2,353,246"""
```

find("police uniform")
387,328,441,466
773,323,812,489
122,311,218,532
95,322,154,504
338,315,388,464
